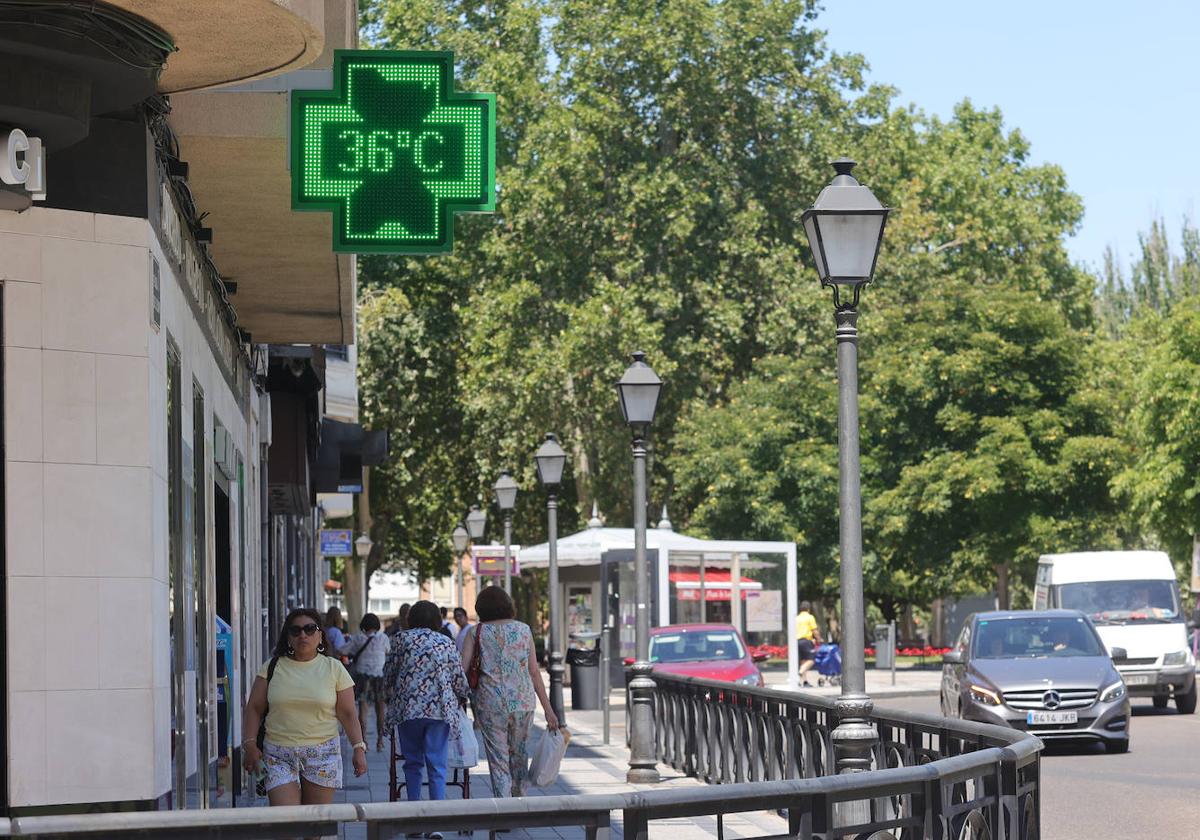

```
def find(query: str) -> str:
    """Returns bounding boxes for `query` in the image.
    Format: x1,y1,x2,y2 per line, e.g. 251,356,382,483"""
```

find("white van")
1033,551,1196,714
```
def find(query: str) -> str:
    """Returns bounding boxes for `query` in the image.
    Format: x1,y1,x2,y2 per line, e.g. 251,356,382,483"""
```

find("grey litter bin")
567,632,602,710
873,623,895,670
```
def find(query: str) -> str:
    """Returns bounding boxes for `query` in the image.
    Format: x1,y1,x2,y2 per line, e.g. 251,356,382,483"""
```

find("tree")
1113,301,1200,582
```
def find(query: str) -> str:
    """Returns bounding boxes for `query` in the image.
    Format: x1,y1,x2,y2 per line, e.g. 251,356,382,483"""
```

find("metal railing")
654,672,1042,839
0,674,1041,840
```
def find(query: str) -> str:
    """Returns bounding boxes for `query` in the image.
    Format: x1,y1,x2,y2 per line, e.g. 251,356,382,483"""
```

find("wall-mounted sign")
319,529,354,557
291,50,495,254
0,127,46,201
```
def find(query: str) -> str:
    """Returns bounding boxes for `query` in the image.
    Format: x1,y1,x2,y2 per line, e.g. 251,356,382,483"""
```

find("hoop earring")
287,645,295,655
317,643,326,653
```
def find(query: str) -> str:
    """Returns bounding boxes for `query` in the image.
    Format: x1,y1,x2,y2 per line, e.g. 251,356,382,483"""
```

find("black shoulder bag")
254,656,280,797
256,656,280,750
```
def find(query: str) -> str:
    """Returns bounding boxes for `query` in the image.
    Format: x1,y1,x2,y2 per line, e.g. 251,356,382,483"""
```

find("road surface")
876,693,1199,838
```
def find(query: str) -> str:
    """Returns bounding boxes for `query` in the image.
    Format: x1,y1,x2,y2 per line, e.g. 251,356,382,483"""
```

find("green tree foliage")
1095,217,1200,335
1113,302,1200,580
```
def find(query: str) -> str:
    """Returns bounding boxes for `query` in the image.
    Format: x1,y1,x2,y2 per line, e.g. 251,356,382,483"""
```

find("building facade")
2,0,361,814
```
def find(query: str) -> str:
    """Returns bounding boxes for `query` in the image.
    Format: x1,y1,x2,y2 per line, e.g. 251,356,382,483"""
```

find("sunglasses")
287,623,320,638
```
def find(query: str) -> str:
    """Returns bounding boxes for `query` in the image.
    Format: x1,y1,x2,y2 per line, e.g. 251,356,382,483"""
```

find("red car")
644,624,767,687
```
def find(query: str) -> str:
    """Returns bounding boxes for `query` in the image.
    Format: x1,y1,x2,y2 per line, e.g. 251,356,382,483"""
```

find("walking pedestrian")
440,606,456,638
796,600,823,687
325,606,348,656
460,586,559,799
342,612,391,751
240,608,367,807
452,607,473,654
384,600,469,826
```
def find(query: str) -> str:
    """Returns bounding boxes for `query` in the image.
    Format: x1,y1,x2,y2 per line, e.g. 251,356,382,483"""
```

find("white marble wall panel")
5,346,42,461
42,349,97,464
6,576,44,691
43,463,153,579
8,690,46,805
97,353,151,467
5,459,43,577
3,279,42,348
45,689,155,804
41,238,147,357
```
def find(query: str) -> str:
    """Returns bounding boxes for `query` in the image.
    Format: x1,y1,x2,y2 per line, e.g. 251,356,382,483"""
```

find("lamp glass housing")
800,159,889,286
451,525,470,554
493,471,519,511
465,505,487,541
616,351,663,428
354,534,373,559
535,433,567,487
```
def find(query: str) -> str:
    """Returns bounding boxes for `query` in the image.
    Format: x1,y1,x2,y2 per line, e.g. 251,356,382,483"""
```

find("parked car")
941,610,1132,753
643,624,767,687
1033,550,1196,713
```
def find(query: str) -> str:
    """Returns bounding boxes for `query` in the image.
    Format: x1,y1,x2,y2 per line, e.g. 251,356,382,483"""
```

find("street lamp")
493,471,518,593
616,350,663,784
465,504,487,542
535,433,568,725
801,158,889,779
354,534,373,559
451,525,470,609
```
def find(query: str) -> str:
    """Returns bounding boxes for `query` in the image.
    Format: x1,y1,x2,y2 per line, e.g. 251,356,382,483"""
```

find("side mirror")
942,650,964,665
752,651,771,663
1109,647,1128,661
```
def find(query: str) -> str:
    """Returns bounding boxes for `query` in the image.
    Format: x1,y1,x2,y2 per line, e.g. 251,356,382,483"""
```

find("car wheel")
1152,694,1169,710
1105,738,1129,754
1176,681,1197,715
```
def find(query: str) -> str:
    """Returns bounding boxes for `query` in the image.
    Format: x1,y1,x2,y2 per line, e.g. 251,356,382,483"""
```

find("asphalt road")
877,693,1200,839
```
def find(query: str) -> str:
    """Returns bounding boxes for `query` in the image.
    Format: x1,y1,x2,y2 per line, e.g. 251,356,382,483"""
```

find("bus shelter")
518,511,800,688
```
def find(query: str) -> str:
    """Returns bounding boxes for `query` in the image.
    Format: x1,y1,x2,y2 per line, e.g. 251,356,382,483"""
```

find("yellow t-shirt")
796,611,818,641
257,655,355,747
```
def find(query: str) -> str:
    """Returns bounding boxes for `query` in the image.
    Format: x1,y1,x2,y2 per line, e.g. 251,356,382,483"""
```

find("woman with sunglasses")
241,608,368,806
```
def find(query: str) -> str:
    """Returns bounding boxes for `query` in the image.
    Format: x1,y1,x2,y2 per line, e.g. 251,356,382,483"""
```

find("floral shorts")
263,736,343,791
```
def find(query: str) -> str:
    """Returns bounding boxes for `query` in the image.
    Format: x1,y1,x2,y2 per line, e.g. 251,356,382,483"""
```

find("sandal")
376,736,385,752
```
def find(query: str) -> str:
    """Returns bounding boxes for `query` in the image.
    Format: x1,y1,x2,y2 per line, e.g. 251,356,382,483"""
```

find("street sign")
291,50,496,254
319,529,354,556
473,545,520,577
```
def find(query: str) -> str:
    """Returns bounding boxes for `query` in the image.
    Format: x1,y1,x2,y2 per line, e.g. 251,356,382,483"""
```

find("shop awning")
670,569,763,601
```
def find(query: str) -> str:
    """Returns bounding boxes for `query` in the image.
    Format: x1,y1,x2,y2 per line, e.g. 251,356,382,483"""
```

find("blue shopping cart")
814,643,841,687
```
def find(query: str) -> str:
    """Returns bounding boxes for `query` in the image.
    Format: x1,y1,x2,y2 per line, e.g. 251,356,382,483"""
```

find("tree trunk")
994,562,1010,611
564,373,592,514
346,465,372,629
931,598,944,648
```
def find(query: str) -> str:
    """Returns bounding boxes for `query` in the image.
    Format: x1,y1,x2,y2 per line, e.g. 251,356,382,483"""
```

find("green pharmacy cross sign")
291,50,495,254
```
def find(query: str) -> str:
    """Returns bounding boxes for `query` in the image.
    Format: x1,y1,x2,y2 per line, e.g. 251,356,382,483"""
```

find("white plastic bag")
528,727,570,787
447,708,479,769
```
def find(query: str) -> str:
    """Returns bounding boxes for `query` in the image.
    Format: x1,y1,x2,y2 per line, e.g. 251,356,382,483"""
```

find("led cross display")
291,50,496,254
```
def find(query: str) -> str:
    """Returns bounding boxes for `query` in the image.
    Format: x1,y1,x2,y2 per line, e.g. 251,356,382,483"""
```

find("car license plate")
1026,710,1077,725
1123,674,1154,686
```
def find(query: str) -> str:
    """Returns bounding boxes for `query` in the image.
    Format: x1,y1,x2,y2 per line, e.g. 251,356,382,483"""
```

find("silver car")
941,609,1131,753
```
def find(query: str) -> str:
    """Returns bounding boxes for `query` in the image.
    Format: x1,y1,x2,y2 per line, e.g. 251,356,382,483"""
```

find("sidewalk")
763,664,943,698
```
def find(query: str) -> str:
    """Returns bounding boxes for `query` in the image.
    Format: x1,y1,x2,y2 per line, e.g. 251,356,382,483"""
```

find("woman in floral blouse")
460,586,559,798
384,600,469,809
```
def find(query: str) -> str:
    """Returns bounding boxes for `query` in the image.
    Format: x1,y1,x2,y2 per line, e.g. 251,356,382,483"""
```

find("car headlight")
1163,650,1192,667
735,674,762,687
969,684,1001,706
1100,681,1126,703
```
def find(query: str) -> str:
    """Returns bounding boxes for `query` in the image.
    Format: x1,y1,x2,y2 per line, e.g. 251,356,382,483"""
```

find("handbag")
467,624,483,689
347,636,373,695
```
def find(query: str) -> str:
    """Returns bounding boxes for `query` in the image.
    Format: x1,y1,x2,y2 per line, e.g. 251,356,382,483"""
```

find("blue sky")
816,1,1200,272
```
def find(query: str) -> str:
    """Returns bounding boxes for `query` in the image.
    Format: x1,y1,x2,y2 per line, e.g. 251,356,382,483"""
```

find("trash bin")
873,623,895,670
567,632,602,710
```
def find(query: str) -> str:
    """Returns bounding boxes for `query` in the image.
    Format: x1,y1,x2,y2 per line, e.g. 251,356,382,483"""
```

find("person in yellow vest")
796,601,823,687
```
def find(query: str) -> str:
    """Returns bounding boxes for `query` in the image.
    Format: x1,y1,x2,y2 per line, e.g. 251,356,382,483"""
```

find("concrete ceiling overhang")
102,0,325,93
170,89,355,345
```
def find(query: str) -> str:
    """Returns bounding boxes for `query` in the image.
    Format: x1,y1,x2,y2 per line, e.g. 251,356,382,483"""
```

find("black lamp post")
535,433,568,725
451,525,470,610
800,158,889,780
493,471,519,593
616,350,663,784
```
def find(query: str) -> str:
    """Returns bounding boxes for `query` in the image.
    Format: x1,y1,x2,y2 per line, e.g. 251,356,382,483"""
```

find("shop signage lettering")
291,50,496,254
0,127,46,200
